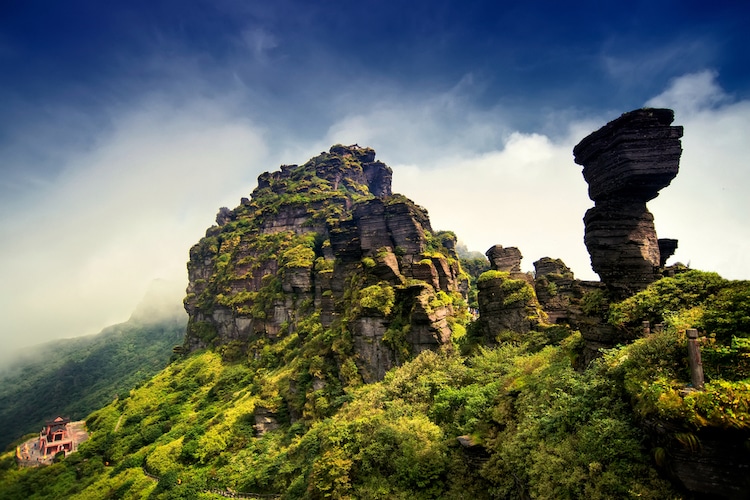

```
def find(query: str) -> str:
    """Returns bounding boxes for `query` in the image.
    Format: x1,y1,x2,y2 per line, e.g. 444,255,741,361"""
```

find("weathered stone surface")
215,206,233,226
573,108,683,203
533,257,582,325
643,419,750,500
486,245,522,273
352,316,395,383
281,266,313,294
253,406,279,436
407,286,453,351
582,200,660,296
658,238,678,267
573,108,683,299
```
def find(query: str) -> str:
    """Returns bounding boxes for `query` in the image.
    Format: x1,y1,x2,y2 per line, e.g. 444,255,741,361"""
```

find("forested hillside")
0,315,185,450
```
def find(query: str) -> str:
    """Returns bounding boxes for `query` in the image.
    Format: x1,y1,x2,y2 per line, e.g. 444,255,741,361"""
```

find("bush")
702,281,750,342
608,271,726,329
477,270,508,284
358,283,395,316
280,244,315,269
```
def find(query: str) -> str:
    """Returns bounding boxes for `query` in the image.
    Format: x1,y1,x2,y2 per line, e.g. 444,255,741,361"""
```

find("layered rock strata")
184,145,465,383
573,108,683,299
485,245,523,273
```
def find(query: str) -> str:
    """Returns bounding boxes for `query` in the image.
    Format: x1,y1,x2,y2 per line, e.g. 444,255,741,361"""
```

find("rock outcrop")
573,108,683,299
644,420,750,500
532,257,585,326
184,145,465,384
475,246,547,342
485,245,523,273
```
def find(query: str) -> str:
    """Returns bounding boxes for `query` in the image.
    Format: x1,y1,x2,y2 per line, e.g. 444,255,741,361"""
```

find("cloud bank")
0,95,270,364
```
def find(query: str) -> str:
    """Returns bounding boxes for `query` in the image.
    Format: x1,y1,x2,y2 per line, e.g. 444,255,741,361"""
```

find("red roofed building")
38,417,74,457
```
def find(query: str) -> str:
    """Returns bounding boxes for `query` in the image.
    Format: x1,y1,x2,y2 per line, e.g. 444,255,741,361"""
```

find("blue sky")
1,0,749,362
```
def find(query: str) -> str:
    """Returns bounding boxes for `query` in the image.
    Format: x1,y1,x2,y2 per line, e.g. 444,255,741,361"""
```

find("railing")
206,489,281,499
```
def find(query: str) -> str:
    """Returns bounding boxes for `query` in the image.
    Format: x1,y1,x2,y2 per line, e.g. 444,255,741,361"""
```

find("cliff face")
184,145,466,383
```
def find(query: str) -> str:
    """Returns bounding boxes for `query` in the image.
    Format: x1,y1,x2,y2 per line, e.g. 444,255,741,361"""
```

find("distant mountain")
0,283,186,450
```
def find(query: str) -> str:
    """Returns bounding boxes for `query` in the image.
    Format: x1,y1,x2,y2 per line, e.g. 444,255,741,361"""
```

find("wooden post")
654,323,664,333
686,329,704,390
642,321,651,335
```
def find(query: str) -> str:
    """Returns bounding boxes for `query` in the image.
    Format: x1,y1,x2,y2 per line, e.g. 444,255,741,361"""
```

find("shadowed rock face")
475,245,547,342
573,108,683,299
533,257,584,326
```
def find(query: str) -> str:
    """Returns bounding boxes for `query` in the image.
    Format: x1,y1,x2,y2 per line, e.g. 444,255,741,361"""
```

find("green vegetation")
602,330,750,430
0,325,681,499
280,244,316,269
477,269,509,283
358,283,395,316
476,271,536,308
459,251,490,309
598,271,750,431
3,269,750,498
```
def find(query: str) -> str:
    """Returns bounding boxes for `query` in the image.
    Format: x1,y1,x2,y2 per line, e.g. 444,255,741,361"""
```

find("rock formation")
532,257,585,325
573,108,683,299
475,245,547,342
184,145,465,384
485,245,523,273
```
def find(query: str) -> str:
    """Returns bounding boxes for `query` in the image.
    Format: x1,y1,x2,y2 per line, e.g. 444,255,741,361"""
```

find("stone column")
687,329,705,390
573,108,683,299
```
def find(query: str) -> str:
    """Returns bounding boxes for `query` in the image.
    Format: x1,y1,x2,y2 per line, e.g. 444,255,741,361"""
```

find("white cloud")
0,95,270,365
648,72,750,278
391,131,594,280
319,72,750,285
240,27,279,61
645,70,730,115
601,38,715,89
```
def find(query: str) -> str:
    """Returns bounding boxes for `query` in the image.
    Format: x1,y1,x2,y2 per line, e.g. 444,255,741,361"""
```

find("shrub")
702,281,750,342
358,283,395,316
608,271,726,329
477,270,509,284
280,244,315,269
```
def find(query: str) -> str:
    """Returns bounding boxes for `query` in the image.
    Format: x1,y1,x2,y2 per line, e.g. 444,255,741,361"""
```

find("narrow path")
114,415,123,433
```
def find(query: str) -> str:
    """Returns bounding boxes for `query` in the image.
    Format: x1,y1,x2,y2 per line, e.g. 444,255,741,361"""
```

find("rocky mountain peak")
255,144,392,200
183,145,465,392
